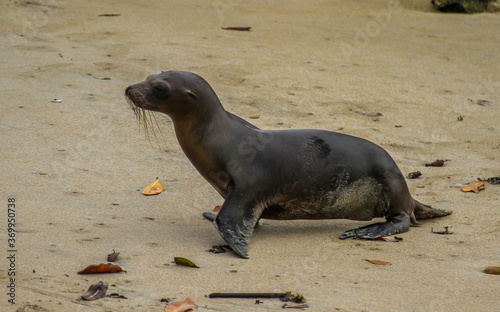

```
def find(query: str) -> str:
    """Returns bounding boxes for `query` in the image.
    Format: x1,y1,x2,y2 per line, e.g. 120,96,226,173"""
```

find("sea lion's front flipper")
215,190,261,259
339,215,410,240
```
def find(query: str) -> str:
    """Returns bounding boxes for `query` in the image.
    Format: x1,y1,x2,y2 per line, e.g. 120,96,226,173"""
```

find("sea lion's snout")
124,86,133,98
125,84,149,110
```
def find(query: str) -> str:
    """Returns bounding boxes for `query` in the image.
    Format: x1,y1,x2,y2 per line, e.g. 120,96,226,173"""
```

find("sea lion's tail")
410,198,452,225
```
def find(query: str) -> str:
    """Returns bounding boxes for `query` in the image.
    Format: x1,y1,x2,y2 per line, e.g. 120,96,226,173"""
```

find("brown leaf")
484,266,500,275
107,250,120,262
174,257,199,268
81,281,108,301
365,259,391,266
461,181,485,193
78,263,124,274
213,205,222,212
141,177,164,196
425,159,447,167
164,298,197,312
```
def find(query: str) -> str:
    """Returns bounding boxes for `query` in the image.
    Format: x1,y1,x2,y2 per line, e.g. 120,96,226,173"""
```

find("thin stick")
209,293,287,299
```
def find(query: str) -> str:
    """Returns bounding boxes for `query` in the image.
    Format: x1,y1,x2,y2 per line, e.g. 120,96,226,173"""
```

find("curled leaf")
164,297,197,312
365,259,391,266
141,177,164,196
81,281,108,301
484,266,500,275
174,257,199,268
78,263,124,274
461,181,485,193
107,250,120,262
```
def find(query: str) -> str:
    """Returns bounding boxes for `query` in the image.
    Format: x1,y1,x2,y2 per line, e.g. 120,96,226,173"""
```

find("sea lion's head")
125,71,202,118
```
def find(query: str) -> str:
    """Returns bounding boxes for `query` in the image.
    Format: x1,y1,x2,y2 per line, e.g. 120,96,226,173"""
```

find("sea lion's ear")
186,90,198,101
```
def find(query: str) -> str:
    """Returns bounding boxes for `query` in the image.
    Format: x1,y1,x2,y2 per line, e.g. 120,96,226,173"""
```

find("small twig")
209,292,305,303
209,293,286,299
221,26,251,31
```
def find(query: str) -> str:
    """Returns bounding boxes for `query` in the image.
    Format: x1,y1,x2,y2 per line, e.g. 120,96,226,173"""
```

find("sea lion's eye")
152,82,170,100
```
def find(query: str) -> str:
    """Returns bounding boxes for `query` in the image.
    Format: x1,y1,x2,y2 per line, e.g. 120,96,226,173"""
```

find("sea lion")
125,70,451,258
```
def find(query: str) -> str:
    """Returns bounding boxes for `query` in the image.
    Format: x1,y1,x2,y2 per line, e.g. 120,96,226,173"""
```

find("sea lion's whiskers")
125,90,166,147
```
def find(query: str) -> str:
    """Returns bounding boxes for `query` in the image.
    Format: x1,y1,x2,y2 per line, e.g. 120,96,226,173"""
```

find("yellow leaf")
461,181,485,193
174,257,199,268
484,266,500,275
141,177,164,196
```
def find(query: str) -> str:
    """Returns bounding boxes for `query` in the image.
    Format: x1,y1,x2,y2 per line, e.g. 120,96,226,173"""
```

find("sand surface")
1,0,499,311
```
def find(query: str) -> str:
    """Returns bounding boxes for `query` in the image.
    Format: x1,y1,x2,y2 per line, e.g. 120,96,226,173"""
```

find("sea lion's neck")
171,100,245,194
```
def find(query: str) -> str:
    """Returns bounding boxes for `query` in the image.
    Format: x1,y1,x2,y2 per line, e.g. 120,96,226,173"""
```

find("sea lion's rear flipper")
214,190,262,259
412,199,452,220
339,215,410,240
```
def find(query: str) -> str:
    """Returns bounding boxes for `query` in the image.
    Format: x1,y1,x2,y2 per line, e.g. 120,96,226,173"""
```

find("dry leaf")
174,257,199,268
365,259,391,266
78,263,124,274
425,159,447,167
81,281,108,301
164,298,197,312
107,250,120,262
141,177,164,196
484,266,500,275
461,181,485,193
213,205,222,212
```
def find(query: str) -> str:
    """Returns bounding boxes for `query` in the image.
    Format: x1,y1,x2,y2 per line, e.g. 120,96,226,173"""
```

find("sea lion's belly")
261,176,389,221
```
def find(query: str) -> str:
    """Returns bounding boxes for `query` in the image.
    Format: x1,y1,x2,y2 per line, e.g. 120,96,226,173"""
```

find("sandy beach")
1,0,499,311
